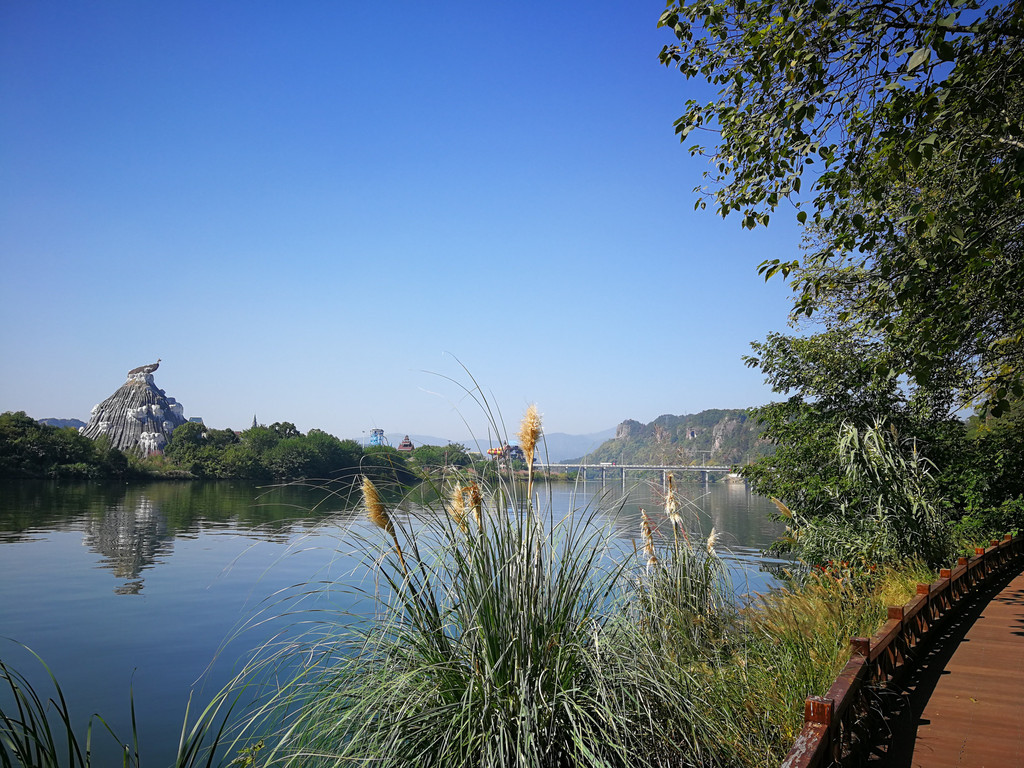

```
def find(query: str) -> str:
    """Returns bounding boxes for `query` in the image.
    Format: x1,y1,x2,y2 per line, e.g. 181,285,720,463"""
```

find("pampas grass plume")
517,404,542,466
448,484,469,534
706,526,720,555
468,482,483,526
362,476,394,535
641,509,658,571
665,474,683,530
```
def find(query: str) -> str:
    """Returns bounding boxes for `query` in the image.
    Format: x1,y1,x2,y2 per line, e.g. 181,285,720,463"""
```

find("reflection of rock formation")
82,495,173,593
80,365,188,454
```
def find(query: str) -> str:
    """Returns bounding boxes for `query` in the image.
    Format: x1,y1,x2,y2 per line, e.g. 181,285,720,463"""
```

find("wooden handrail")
781,533,1024,768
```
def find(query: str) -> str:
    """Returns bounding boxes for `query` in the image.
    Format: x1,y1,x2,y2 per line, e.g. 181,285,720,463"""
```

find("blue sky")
1,1,800,441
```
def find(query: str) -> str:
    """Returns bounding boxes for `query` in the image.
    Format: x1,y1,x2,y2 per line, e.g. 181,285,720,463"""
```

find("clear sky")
1,1,800,442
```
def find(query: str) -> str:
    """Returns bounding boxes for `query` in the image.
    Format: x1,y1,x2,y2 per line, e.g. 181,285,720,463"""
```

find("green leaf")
907,48,930,72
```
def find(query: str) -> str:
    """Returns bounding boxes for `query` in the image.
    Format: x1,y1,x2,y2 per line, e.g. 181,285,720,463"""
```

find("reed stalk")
517,404,542,507
362,475,409,575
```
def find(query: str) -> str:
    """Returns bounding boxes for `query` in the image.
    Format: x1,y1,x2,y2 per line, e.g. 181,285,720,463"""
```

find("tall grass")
237,469,633,767
0,644,235,768
779,419,953,568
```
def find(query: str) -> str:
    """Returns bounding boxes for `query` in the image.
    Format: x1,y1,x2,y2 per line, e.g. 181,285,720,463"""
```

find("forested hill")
571,409,772,467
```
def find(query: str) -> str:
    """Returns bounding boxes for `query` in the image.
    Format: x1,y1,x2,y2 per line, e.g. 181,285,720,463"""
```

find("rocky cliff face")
80,372,188,455
615,419,644,440
711,416,741,454
576,409,772,466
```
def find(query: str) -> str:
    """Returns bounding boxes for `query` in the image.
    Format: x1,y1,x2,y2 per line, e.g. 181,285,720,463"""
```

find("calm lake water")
0,477,785,765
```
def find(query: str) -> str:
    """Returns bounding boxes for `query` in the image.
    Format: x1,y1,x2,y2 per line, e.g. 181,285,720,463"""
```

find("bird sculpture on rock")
127,358,161,376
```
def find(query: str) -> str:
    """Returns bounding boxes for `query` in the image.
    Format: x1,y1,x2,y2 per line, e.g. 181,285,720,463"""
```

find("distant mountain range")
536,430,618,462
567,409,772,467
363,430,617,463
37,418,87,430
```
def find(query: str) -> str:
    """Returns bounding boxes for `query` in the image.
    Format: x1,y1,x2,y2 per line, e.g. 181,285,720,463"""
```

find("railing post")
953,556,967,598
916,582,933,630
888,605,905,667
805,695,835,761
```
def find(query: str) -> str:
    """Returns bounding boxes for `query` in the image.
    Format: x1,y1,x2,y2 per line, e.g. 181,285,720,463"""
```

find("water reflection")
82,495,171,593
0,480,364,593
0,478,785,594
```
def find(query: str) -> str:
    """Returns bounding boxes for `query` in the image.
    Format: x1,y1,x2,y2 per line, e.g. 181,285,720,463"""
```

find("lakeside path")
878,567,1024,767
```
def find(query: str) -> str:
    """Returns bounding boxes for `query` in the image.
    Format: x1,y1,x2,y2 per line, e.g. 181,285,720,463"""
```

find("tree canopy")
0,411,129,479
742,331,1024,562
163,423,412,484
410,443,473,471
659,0,1024,412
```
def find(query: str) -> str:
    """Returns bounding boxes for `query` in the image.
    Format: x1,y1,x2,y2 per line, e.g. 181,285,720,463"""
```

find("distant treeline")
0,411,131,480
0,411,477,485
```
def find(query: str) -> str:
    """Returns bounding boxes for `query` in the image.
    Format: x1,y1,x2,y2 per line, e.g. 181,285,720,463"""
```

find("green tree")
777,419,953,567
410,443,472,471
303,430,362,479
659,0,1024,412
220,443,271,482
164,421,207,464
0,411,53,475
362,445,416,487
269,422,301,440
206,428,240,448
743,330,1023,551
164,422,230,477
265,438,319,480
0,411,133,479
742,331,954,513
240,426,282,454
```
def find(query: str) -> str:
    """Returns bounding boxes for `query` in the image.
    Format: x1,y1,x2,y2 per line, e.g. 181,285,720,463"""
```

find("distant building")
397,435,414,452
189,417,205,425
369,428,388,446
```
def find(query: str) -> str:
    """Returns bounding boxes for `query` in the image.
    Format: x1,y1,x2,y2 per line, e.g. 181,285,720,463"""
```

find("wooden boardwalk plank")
885,569,1024,767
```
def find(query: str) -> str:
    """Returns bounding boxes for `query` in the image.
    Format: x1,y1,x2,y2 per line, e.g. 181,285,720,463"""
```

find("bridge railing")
781,532,1024,768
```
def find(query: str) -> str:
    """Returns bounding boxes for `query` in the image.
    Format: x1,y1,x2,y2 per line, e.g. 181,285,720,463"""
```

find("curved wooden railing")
781,532,1024,768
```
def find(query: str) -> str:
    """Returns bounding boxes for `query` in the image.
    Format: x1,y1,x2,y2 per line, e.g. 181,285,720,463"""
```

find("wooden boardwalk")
877,567,1024,767
781,535,1024,768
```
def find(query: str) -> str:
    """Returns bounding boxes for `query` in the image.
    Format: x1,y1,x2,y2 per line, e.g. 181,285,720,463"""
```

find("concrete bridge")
536,462,735,484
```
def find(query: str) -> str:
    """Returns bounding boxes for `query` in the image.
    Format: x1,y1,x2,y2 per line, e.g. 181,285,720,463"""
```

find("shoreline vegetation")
2,405,1019,768
0,410,734,488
